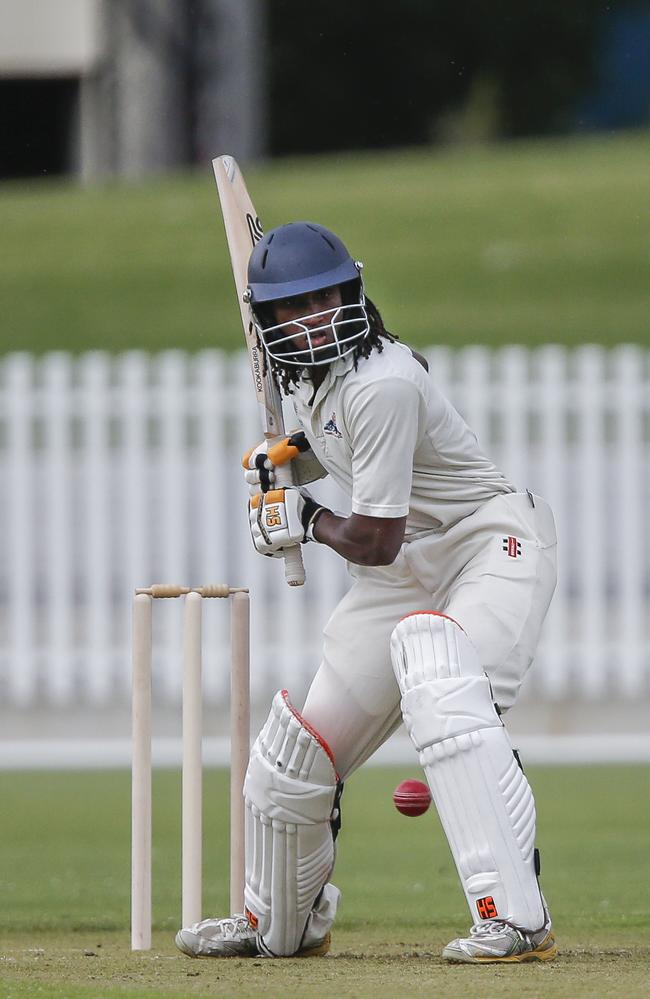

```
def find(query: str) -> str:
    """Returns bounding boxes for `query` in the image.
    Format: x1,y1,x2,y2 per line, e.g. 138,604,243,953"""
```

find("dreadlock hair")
260,296,399,396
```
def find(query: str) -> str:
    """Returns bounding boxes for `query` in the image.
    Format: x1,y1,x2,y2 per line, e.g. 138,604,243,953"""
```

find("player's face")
272,286,343,353
257,281,369,368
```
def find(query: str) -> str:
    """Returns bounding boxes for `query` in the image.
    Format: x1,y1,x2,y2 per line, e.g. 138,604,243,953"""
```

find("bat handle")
282,544,306,587
273,459,306,587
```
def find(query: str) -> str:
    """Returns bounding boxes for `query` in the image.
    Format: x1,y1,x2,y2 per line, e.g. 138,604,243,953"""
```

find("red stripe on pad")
281,690,340,779
397,609,466,634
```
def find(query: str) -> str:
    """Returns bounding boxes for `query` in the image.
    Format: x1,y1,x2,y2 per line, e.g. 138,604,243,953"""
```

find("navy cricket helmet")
246,222,369,367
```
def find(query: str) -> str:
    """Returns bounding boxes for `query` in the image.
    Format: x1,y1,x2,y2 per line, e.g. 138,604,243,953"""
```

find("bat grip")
274,460,306,587
282,545,306,587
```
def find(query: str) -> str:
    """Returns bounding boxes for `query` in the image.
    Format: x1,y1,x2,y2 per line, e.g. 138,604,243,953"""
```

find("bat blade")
212,154,306,586
212,155,284,439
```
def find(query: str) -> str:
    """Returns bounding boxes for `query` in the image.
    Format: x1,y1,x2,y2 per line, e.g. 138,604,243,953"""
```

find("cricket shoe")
442,912,557,964
175,915,331,959
175,915,259,958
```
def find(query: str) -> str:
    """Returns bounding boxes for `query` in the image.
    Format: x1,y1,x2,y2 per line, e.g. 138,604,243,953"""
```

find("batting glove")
242,431,327,494
249,487,329,557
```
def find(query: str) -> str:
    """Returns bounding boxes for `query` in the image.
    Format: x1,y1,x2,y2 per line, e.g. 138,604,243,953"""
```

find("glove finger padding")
242,433,327,494
244,465,274,493
242,442,280,493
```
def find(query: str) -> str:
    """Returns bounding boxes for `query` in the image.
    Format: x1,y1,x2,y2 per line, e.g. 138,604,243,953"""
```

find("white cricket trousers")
301,491,557,780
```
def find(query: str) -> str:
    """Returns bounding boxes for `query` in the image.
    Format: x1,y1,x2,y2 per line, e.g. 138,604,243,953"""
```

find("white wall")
0,0,103,76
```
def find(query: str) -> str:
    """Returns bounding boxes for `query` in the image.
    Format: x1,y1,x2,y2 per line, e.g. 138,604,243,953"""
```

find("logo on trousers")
502,536,522,558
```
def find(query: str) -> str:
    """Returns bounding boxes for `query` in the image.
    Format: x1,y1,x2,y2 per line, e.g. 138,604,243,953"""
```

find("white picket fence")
0,345,648,713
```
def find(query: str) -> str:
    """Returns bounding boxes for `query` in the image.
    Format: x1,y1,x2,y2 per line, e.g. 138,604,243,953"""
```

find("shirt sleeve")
344,375,422,518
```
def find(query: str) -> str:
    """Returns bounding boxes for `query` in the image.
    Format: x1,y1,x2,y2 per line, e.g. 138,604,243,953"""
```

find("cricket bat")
212,154,306,587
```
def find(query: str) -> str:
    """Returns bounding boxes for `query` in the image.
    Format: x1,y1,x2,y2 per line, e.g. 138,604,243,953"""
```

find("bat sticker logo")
246,213,264,247
250,344,264,396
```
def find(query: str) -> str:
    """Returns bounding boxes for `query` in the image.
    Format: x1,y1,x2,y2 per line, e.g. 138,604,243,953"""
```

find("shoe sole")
296,932,331,958
443,931,557,964
174,929,258,959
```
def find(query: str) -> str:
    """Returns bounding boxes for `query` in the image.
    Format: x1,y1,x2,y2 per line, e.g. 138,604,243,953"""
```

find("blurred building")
0,0,266,181
2,1,649,182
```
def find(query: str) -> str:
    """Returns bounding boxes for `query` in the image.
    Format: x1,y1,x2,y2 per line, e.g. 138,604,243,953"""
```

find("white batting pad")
391,612,544,930
244,690,340,956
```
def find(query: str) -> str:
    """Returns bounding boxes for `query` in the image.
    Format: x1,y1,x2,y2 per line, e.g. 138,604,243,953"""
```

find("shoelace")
215,915,253,939
469,920,515,939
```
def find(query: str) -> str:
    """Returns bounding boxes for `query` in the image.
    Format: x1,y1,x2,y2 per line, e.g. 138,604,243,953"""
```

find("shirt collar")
298,352,356,408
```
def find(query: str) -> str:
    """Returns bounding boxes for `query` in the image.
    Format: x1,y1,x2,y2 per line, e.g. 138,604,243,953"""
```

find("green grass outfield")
0,765,648,998
1,131,649,356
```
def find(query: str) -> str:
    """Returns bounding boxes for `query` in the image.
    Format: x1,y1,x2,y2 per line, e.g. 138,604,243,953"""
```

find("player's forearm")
311,510,403,566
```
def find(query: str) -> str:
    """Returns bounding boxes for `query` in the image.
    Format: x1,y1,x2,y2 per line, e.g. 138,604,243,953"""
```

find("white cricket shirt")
291,339,515,535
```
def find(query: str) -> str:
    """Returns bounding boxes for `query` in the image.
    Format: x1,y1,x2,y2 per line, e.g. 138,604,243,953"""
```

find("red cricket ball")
392,778,432,817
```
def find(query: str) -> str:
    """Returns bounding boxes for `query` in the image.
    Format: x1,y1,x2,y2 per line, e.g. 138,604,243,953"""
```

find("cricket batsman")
175,221,558,963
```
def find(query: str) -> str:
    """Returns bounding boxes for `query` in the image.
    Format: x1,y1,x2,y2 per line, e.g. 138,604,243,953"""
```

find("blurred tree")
268,0,643,154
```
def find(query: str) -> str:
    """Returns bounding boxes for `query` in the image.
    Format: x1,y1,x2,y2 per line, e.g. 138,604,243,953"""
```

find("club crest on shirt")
323,412,342,438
